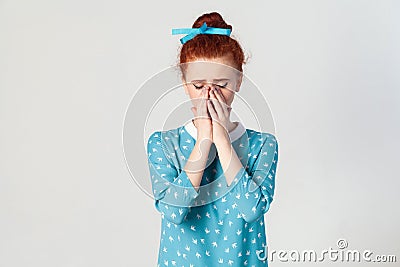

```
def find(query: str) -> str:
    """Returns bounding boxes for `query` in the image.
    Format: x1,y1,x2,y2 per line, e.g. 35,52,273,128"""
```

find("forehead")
183,61,239,82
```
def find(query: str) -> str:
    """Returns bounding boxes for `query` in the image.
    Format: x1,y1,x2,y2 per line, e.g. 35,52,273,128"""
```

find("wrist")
197,134,213,144
214,133,230,148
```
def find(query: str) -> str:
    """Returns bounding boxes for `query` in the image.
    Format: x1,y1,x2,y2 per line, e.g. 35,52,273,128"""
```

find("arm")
147,131,211,224
216,133,278,223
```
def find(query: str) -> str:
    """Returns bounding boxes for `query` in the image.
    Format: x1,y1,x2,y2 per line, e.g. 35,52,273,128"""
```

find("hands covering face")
191,85,233,144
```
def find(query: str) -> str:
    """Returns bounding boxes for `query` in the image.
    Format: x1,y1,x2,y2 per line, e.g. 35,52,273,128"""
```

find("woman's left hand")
207,87,233,146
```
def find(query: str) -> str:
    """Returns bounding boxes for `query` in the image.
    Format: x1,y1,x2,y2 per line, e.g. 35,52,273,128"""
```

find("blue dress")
146,120,278,267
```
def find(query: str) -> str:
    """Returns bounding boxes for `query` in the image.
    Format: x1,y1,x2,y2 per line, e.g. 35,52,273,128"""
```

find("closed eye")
192,82,228,90
217,82,228,88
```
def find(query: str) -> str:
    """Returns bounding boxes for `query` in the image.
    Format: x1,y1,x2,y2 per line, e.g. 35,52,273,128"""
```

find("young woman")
147,12,279,267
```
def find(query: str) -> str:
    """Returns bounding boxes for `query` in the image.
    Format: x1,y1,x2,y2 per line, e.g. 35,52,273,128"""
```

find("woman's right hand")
190,88,213,141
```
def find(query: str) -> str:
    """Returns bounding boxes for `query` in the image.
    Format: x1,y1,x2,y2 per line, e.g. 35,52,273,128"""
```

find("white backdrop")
1,0,399,266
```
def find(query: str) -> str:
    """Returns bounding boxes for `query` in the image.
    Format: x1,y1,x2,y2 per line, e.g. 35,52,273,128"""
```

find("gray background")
1,0,399,266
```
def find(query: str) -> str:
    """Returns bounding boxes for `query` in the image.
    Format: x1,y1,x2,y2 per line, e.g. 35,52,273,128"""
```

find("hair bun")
179,11,245,72
192,12,232,31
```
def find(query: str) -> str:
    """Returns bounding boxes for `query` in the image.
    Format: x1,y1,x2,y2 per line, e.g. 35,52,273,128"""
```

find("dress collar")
183,120,246,143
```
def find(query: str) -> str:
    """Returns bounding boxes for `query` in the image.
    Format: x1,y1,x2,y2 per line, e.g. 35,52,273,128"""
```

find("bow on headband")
172,22,232,44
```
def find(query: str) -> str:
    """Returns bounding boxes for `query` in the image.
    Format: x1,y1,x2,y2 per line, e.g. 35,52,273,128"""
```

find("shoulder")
147,126,182,149
244,128,278,147
244,130,279,169
147,131,162,149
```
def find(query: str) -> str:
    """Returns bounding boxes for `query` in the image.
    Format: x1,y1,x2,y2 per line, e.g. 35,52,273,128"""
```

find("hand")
190,88,213,141
207,87,234,145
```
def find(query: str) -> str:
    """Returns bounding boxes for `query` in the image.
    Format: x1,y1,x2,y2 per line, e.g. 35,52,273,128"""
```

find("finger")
217,89,232,118
198,89,207,117
207,99,218,121
202,95,211,119
198,98,211,121
209,89,225,118
216,87,227,103
202,87,212,118
212,88,230,117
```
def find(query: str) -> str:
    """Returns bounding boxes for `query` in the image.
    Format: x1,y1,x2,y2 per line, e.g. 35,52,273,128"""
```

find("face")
181,56,243,107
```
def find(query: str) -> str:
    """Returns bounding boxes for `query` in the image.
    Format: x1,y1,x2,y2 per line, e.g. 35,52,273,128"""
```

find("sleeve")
146,131,200,225
227,133,278,223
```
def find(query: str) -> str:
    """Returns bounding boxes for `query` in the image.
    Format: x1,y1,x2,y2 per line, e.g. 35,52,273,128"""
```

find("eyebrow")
191,78,230,83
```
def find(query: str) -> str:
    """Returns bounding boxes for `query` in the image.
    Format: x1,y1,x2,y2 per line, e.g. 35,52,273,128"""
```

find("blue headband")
172,22,232,44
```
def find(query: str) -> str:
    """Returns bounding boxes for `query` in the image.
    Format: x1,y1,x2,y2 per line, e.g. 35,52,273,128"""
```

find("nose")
202,84,212,98
203,84,217,98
